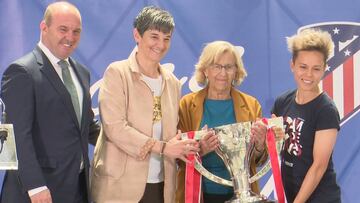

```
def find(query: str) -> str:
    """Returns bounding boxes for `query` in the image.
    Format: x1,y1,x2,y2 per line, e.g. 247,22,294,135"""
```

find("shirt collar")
128,46,170,80
38,41,69,65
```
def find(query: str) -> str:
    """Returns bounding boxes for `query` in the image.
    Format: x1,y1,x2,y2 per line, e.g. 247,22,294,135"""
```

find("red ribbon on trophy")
262,118,285,203
184,131,202,203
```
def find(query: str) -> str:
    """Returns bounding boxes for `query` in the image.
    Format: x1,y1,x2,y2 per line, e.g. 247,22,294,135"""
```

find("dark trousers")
74,170,88,203
139,182,164,203
0,170,89,203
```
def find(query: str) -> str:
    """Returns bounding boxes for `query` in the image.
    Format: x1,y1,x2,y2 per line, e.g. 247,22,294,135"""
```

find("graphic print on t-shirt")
153,96,162,123
284,116,304,157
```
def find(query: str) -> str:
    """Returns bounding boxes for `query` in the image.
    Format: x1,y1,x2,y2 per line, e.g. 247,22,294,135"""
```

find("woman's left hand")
270,114,285,141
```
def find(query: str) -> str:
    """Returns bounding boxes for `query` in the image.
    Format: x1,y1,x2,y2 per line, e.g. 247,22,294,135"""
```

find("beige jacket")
91,49,181,203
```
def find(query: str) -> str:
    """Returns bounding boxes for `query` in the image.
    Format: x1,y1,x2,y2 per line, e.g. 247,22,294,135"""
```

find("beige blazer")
91,49,181,203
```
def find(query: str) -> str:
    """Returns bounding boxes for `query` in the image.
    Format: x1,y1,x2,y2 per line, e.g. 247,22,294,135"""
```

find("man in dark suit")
0,1,100,203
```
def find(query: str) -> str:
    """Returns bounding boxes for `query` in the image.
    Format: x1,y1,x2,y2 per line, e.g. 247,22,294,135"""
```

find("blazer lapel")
192,88,208,130
231,88,251,122
35,47,81,130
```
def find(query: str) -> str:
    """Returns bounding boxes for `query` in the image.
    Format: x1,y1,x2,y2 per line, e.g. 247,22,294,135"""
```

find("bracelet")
160,141,167,157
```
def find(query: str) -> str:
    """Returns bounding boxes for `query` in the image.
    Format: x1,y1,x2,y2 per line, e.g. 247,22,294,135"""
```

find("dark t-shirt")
271,90,341,203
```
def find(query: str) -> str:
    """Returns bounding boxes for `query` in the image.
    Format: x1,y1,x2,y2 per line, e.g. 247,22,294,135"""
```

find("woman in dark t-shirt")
272,29,341,203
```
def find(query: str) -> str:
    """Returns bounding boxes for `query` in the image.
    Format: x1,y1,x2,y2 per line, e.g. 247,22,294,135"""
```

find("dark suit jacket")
0,46,100,203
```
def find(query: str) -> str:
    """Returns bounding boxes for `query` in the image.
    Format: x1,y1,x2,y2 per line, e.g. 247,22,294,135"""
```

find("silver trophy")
0,98,18,170
0,124,18,170
184,117,283,203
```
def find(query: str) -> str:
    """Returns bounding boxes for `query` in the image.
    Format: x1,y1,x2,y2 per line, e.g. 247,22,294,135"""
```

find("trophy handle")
250,117,284,183
194,139,284,185
181,131,233,187
249,139,284,183
193,154,233,187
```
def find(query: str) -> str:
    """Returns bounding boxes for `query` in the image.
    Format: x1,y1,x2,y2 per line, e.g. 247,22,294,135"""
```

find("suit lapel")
35,47,81,130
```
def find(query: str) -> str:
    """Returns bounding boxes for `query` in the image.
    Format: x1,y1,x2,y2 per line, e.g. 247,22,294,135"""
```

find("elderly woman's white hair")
194,41,247,86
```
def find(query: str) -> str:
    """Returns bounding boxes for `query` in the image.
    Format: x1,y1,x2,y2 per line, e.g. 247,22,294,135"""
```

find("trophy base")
225,191,277,203
226,198,276,203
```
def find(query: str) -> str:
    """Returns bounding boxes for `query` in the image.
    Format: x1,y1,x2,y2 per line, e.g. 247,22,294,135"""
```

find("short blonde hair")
194,41,247,86
287,28,334,63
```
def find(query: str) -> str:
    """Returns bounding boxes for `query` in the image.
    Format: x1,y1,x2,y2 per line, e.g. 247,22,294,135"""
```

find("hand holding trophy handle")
249,117,285,183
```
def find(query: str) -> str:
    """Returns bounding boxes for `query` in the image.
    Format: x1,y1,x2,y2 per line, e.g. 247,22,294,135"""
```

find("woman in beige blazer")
91,6,199,203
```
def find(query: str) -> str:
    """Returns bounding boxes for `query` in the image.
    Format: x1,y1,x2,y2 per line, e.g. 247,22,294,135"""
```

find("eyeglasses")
210,63,237,73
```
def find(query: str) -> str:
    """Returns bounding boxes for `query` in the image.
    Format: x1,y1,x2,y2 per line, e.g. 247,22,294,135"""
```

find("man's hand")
30,189,52,203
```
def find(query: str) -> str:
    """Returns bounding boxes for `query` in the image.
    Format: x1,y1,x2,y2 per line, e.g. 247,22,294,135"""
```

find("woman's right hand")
199,125,219,156
164,131,200,163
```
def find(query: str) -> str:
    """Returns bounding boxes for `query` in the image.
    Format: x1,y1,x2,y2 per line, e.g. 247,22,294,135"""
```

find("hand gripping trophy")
183,117,284,203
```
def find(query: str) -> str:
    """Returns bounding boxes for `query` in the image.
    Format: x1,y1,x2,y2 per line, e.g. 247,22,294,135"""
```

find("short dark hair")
133,6,175,36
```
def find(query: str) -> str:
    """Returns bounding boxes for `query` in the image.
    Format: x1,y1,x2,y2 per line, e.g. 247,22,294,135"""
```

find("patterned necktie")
58,60,81,126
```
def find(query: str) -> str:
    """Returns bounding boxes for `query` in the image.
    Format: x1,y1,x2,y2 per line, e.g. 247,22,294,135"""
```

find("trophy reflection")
193,117,283,203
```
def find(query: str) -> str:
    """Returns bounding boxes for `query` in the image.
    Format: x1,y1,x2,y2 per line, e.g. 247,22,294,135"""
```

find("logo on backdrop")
301,22,360,125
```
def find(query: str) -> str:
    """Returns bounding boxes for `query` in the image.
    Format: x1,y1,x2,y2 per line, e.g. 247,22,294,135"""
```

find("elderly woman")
272,29,341,203
176,41,268,203
91,6,199,203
